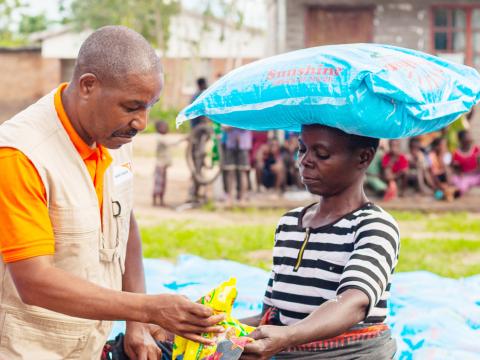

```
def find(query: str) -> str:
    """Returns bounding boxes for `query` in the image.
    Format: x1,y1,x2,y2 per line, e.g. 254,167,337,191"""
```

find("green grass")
140,211,480,278
425,212,480,234
141,221,276,270
396,237,480,278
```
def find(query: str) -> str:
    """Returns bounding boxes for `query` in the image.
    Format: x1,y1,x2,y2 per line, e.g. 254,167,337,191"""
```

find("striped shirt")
263,202,400,326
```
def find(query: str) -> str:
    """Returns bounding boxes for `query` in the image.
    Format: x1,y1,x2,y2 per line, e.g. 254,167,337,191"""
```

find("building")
0,46,60,122
266,0,480,140
0,9,266,122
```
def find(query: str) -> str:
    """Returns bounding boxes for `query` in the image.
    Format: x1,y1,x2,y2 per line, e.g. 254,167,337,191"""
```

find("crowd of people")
366,123,480,202
220,128,303,204
151,79,480,206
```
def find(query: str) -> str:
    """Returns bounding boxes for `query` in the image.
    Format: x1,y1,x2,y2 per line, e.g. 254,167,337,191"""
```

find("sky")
22,0,267,29
22,0,64,20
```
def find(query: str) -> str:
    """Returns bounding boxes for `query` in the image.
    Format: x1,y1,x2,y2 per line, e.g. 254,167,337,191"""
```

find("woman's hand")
241,325,292,360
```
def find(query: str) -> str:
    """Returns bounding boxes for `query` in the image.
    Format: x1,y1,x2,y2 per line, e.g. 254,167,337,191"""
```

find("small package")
173,278,254,360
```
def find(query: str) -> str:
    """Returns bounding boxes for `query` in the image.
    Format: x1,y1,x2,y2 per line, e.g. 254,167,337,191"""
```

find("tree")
67,0,180,52
0,0,24,44
18,13,48,35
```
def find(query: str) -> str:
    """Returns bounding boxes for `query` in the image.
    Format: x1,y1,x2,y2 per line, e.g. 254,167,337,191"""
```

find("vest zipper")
294,227,311,272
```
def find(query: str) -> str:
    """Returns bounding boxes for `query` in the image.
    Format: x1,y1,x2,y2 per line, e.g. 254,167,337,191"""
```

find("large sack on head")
177,43,480,138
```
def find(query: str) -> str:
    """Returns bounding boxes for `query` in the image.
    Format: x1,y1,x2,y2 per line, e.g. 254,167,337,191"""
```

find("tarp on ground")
111,255,480,360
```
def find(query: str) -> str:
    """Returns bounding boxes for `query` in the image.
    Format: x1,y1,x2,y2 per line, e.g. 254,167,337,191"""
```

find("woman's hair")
430,136,445,150
409,137,421,148
457,129,469,142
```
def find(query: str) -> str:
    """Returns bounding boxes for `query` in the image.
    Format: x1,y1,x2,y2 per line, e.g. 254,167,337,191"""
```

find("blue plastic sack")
177,43,480,138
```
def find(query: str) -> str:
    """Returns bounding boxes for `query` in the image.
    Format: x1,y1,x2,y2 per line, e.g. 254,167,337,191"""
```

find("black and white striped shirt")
263,202,400,325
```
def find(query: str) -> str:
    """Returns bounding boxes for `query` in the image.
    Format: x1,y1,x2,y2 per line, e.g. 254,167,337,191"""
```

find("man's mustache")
112,129,138,137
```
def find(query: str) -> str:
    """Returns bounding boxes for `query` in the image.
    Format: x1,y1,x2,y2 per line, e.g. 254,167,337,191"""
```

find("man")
188,77,210,203
222,126,252,205
190,78,208,129
0,26,223,360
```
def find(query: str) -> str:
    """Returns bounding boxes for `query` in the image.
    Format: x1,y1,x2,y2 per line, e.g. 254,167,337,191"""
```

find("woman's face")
437,139,448,154
461,131,473,148
298,125,366,197
389,139,401,156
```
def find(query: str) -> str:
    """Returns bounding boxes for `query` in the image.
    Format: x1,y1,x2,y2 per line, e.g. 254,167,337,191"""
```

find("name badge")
113,164,133,187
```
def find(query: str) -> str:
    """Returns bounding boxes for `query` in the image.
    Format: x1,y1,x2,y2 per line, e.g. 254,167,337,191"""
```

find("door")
305,6,374,47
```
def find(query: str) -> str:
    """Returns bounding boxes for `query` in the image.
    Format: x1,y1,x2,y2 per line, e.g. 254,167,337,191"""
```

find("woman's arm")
240,314,263,327
241,289,368,359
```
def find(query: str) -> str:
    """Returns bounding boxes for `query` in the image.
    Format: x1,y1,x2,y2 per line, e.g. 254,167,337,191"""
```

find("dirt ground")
132,133,480,228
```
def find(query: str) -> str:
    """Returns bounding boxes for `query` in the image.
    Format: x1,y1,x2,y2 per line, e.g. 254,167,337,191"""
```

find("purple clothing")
453,172,480,194
225,128,252,150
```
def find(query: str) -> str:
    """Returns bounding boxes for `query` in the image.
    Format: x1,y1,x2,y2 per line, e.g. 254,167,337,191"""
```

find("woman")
427,137,459,201
241,124,399,360
452,130,480,195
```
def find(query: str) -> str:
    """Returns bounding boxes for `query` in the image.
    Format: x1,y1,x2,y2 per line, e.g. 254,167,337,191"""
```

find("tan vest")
0,90,133,359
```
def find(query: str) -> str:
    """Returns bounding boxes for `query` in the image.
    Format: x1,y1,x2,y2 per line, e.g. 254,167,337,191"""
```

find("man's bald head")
73,25,162,85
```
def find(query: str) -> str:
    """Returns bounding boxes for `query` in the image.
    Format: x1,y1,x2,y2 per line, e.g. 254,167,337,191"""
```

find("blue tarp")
111,255,480,360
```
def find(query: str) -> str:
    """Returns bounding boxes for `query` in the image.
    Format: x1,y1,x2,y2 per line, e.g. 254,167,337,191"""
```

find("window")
472,8,480,68
432,5,480,68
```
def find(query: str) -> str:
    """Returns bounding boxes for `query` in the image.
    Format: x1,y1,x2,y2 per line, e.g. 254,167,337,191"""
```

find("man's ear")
77,73,98,99
358,147,375,170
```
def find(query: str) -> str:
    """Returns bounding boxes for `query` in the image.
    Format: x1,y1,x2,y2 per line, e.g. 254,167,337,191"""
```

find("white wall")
41,11,266,60
163,11,266,59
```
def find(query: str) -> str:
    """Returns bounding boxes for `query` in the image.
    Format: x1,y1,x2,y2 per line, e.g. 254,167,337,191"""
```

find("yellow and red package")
172,278,255,360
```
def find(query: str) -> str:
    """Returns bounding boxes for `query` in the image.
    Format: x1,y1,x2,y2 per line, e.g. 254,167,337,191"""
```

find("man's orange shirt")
0,83,112,263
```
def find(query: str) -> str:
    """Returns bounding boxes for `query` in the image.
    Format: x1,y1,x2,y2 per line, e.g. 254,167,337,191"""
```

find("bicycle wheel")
186,124,222,185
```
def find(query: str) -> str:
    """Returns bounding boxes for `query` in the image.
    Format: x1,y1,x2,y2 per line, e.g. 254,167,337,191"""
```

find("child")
242,124,399,359
255,138,285,195
381,139,409,199
452,130,480,195
405,137,433,195
152,120,172,207
427,137,459,201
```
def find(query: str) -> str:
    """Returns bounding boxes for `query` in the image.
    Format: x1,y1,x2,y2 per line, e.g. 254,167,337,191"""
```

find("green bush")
145,103,189,134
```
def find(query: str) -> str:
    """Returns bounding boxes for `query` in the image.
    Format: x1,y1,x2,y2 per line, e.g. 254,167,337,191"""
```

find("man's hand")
241,325,291,360
124,322,167,360
147,294,225,345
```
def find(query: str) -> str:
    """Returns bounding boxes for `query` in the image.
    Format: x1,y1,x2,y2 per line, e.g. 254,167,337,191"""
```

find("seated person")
242,124,399,360
255,138,285,194
365,143,387,197
381,139,409,199
281,132,302,189
405,137,433,195
451,130,480,195
427,137,459,201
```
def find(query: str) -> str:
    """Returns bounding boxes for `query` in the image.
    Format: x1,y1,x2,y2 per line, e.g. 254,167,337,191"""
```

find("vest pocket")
49,206,102,284
0,310,93,360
